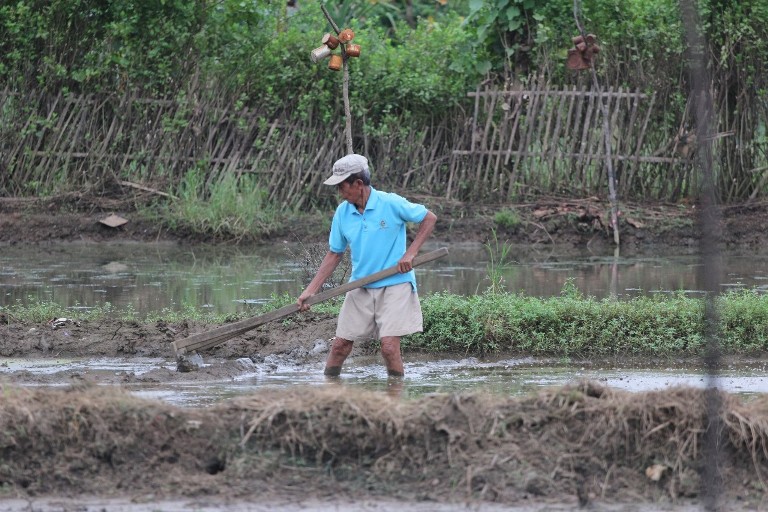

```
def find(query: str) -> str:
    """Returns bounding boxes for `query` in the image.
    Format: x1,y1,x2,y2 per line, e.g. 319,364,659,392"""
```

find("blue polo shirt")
329,187,428,289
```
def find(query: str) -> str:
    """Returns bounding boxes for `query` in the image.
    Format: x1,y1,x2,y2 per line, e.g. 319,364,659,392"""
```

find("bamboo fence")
0,83,763,206
448,82,683,201
0,89,456,207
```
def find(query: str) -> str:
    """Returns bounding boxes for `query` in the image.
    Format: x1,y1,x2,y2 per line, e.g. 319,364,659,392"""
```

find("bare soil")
2,194,768,510
2,192,768,249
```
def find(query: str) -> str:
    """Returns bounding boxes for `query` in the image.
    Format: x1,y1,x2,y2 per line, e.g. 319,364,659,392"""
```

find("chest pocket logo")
379,219,388,230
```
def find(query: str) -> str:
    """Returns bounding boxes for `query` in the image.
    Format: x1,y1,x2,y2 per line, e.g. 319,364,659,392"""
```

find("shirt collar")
346,186,378,215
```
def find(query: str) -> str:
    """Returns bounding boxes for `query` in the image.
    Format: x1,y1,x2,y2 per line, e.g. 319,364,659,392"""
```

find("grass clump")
718,289,768,352
162,168,281,240
0,299,114,324
493,208,522,231
1,299,238,325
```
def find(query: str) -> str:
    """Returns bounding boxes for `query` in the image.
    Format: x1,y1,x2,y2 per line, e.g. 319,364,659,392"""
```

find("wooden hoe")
172,247,448,358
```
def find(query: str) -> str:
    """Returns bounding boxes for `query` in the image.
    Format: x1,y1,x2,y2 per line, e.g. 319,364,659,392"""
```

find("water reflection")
1,242,767,316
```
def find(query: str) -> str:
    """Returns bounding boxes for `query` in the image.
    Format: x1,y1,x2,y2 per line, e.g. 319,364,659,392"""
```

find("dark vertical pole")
679,0,723,509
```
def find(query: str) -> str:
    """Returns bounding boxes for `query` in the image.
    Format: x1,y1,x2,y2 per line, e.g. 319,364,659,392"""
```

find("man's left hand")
398,254,414,273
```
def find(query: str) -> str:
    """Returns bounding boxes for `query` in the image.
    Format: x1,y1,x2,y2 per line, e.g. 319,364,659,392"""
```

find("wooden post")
573,0,620,247
321,5,354,154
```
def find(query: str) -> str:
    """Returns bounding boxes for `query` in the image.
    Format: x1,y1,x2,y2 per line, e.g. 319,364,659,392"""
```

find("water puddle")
3,356,766,407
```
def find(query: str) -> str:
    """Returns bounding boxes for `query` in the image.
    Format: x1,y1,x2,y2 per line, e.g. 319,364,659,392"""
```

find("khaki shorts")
336,282,423,341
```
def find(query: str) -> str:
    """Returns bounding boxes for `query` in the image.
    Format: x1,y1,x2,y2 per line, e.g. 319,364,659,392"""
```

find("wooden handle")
172,247,449,356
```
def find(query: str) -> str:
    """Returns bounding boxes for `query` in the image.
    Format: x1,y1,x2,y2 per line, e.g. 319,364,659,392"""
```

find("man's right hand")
297,290,313,311
296,251,343,312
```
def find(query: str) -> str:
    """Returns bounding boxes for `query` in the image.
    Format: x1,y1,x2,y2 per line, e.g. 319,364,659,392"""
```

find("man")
297,154,437,377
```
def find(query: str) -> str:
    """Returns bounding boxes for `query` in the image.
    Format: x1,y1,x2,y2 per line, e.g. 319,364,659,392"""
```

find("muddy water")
2,242,767,316
3,242,768,407
4,355,768,407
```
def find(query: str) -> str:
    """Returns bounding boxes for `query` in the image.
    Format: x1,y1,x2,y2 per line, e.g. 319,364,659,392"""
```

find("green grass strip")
407,289,768,357
3,289,767,357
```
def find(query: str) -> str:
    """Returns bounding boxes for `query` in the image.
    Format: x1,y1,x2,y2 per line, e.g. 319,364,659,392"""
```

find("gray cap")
324,154,369,185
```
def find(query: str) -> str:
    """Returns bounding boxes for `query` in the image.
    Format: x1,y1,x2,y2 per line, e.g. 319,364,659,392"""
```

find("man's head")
323,154,371,186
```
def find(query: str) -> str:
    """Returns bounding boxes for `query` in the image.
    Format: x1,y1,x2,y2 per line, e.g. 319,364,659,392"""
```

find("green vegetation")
161,169,281,240
493,209,522,231
0,0,475,122
1,0,767,224
483,230,516,295
258,292,343,316
0,299,233,325
4,288,767,358
0,299,100,324
407,288,768,357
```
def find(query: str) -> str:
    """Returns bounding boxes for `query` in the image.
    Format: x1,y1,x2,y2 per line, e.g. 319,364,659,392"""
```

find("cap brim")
323,174,347,185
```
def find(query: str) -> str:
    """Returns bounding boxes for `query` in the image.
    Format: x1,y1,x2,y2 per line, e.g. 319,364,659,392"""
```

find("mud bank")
2,382,767,511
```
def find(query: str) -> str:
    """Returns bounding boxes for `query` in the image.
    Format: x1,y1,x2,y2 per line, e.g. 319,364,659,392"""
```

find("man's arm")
398,210,437,273
297,250,344,310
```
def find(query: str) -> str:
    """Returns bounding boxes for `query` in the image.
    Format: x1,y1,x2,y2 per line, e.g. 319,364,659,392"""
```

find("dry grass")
1,382,767,505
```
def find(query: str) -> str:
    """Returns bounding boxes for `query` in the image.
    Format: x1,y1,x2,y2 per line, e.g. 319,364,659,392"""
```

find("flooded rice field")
2,241,767,316
2,241,768,404
3,242,768,511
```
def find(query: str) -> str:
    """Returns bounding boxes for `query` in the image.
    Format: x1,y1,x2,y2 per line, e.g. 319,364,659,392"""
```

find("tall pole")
573,0,620,247
679,0,723,509
321,5,354,154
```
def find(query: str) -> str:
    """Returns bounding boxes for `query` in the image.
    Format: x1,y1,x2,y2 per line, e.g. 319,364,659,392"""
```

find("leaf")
476,60,492,74
505,5,521,20
469,0,485,15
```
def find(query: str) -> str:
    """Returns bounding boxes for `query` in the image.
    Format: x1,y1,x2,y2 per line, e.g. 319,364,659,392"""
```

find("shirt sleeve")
328,208,348,254
393,194,428,223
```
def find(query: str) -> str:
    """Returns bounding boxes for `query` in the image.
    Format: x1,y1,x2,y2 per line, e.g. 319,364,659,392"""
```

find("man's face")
337,179,362,204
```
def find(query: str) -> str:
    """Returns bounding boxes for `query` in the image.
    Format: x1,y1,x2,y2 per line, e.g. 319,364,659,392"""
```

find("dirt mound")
0,314,338,360
0,382,765,508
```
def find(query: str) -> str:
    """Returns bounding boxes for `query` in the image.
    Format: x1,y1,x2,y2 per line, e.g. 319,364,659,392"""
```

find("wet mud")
0,313,336,384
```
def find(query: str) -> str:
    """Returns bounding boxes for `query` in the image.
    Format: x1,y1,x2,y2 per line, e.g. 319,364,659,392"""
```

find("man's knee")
330,337,354,357
380,337,401,360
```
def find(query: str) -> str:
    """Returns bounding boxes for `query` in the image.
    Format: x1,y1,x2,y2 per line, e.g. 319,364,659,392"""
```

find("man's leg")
380,336,404,377
324,337,354,376
386,375,404,398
